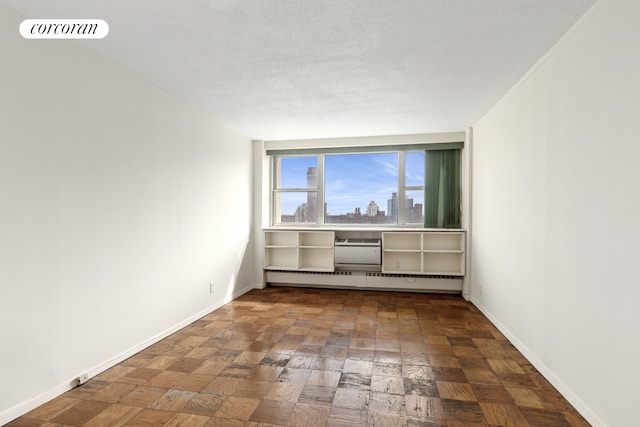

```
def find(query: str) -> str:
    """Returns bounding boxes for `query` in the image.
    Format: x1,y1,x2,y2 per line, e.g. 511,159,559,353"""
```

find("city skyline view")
325,153,397,215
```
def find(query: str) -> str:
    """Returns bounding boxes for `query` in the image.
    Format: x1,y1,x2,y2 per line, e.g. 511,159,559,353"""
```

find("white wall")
0,4,255,424
471,0,640,426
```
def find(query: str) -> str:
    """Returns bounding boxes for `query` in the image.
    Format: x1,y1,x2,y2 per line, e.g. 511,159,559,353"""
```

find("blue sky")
324,153,397,215
279,152,424,215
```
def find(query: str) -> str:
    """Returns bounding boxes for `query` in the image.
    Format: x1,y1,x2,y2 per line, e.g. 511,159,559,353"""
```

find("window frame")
398,150,428,225
271,148,430,228
271,155,321,224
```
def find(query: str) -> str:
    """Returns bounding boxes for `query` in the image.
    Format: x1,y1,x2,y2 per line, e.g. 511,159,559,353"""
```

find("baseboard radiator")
265,270,462,293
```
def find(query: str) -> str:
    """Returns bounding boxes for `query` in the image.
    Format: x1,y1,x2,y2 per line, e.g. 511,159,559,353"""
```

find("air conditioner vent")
366,272,459,280
270,270,352,276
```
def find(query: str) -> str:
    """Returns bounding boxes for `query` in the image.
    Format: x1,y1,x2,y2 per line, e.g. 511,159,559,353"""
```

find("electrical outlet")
209,282,214,293
76,373,89,386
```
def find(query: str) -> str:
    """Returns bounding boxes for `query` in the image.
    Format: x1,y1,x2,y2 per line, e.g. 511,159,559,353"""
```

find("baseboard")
0,283,260,426
470,296,607,427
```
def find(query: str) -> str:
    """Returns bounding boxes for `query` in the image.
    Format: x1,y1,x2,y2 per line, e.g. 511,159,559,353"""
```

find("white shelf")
264,230,335,272
264,247,298,270
422,232,464,251
299,231,334,247
382,231,465,276
382,232,421,250
264,229,464,277
265,230,298,246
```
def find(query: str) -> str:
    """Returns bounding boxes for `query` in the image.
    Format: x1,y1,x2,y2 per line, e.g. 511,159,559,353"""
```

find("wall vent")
366,272,459,280
270,270,353,276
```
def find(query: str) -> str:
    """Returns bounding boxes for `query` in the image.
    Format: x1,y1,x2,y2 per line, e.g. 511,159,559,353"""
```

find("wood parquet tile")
7,287,591,426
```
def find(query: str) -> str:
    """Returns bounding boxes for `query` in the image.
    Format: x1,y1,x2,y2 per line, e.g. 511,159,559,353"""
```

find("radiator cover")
265,270,463,293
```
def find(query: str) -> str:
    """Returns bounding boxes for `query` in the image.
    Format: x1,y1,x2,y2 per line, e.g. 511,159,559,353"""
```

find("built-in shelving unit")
382,231,465,275
264,230,335,272
264,228,465,293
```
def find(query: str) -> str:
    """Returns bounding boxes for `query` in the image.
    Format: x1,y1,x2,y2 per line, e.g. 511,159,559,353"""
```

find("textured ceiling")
6,0,597,140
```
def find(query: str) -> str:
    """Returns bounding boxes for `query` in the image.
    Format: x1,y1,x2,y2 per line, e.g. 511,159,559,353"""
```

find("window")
270,144,461,227
273,156,318,223
324,153,398,224
403,151,425,224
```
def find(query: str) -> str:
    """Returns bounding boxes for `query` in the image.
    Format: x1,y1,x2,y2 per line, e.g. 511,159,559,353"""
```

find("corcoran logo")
19,19,109,39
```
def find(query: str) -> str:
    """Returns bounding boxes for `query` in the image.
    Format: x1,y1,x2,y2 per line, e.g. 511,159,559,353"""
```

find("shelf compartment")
422,232,464,251
300,248,335,271
422,252,465,275
265,231,298,246
382,232,422,250
264,247,298,270
382,251,421,273
299,231,335,247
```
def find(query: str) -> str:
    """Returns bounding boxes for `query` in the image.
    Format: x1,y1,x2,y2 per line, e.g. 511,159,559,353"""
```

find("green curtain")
424,149,461,228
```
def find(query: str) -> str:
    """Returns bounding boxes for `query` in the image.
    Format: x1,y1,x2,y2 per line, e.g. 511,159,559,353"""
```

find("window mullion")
271,156,278,226
318,155,325,224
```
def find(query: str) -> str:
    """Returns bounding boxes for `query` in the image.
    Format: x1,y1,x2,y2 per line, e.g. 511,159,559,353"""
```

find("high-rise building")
366,200,379,216
387,192,398,218
405,196,414,212
294,203,309,222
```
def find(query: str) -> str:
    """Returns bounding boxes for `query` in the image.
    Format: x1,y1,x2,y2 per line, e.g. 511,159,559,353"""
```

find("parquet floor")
8,287,590,426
